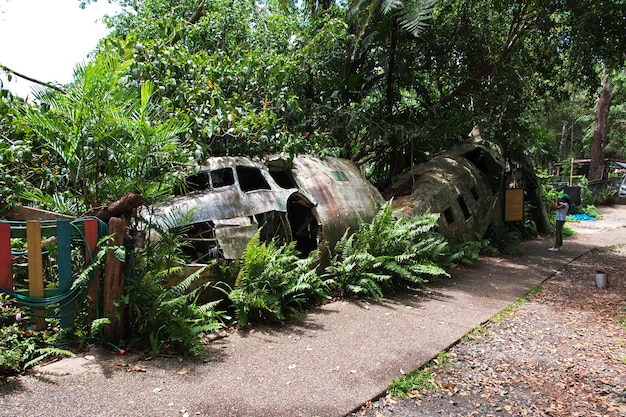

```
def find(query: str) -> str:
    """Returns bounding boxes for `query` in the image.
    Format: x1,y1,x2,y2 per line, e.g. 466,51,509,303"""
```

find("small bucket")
595,271,608,289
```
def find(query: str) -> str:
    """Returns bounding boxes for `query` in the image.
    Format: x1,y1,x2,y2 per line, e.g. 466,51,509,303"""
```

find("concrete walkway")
1,205,625,417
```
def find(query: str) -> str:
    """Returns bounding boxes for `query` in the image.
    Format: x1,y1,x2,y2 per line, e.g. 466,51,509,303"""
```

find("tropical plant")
150,265,224,356
0,89,33,210
228,233,331,326
125,211,226,356
445,237,497,267
0,295,75,375
18,53,192,213
125,261,226,356
324,201,449,299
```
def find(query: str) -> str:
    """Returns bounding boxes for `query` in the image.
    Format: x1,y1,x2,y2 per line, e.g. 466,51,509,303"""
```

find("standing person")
549,193,570,251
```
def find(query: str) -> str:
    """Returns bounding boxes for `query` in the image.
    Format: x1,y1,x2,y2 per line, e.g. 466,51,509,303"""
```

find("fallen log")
1,205,73,221
83,192,144,223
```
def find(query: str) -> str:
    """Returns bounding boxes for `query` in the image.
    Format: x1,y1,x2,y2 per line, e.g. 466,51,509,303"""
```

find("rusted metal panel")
146,157,296,229
283,155,384,247
214,219,259,259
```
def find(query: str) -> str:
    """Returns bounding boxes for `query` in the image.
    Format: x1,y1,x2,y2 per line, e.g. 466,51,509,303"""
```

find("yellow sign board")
505,188,524,222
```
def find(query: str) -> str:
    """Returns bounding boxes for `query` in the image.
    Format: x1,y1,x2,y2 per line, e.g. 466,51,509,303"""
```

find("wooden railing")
0,218,102,330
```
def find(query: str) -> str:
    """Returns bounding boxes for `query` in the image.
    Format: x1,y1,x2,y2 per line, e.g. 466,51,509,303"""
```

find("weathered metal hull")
268,154,384,253
143,155,384,262
390,144,504,243
144,144,502,262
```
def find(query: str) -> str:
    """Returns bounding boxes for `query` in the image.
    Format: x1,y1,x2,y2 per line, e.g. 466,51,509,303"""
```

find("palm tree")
21,52,191,214
344,0,435,175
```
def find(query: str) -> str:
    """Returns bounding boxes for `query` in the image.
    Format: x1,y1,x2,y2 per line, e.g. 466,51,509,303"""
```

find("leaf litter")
354,245,626,417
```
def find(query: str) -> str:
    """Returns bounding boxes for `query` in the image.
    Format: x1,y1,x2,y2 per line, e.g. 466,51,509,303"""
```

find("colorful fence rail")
0,218,107,329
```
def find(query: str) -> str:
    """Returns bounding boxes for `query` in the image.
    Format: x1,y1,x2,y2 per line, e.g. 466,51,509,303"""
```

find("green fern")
324,201,449,298
147,264,225,356
23,347,76,370
228,233,331,325
125,220,226,357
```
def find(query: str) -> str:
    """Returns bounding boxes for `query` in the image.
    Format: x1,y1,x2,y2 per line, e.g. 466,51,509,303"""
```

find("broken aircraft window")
180,171,210,193
236,165,271,192
211,168,235,189
270,170,298,189
444,207,454,224
458,196,471,220
176,221,221,263
331,171,349,181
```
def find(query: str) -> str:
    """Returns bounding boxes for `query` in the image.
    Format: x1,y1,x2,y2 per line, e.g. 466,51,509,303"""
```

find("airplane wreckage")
141,154,384,263
142,142,505,264
388,143,505,242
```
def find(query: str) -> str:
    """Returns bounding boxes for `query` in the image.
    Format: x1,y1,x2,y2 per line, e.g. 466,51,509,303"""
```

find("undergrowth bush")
445,236,498,267
227,233,330,326
126,213,227,356
0,295,75,375
323,201,449,299
125,264,226,356
483,225,523,255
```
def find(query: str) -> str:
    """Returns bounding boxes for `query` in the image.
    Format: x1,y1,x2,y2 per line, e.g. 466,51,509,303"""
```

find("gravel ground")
352,215,626,417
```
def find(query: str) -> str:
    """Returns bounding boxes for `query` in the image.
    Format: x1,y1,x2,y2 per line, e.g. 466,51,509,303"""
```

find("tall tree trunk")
387,16,401,179
523,162,552,234
559,122,568,160
588,74,613,181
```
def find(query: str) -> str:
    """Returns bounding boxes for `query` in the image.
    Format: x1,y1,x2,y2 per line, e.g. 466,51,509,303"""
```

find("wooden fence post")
57,220,73,328
84,218,100,318
26,220,45,330
103,217,127,344
0,222,12,290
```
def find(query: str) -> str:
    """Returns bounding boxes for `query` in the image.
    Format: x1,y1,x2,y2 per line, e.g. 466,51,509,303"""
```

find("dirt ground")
352,210,626,417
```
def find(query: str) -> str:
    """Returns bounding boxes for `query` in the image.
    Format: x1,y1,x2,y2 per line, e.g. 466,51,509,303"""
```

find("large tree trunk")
588,74,613,181
387,16,402,179
524,165,552,234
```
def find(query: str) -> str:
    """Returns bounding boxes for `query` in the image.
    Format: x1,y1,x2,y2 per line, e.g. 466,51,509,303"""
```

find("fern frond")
23,347,76,370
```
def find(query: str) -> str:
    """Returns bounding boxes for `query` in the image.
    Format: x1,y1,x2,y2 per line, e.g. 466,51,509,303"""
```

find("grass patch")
491,284,543,323
614,314,626,331
387,351,450,397
589,247,606,254
461,325,488,342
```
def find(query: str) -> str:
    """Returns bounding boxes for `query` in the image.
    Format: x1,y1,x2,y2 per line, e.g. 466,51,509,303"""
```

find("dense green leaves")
228,233,330,325
324,201,449,298
17,52,193,210
4,0,625,214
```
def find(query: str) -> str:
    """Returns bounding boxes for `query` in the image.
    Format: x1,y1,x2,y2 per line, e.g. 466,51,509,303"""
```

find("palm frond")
398,0,436,37
380,0,404,15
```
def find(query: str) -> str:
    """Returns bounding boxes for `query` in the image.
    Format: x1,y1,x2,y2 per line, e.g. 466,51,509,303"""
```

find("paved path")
1,205,625,417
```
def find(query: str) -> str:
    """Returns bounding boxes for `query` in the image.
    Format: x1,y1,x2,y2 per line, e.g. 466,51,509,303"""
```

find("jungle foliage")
1,0,626,360
324,201,449,299
2,0,626,214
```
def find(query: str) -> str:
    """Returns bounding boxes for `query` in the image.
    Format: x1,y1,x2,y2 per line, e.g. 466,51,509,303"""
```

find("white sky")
0,0,121,98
